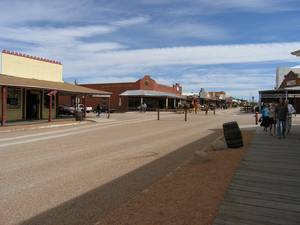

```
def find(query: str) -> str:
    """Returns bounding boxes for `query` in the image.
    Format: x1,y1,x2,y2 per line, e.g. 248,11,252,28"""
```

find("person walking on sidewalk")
286,100,296,134
96,104,101,117
261,104,270,132
275,98,288,139
269,103,276,136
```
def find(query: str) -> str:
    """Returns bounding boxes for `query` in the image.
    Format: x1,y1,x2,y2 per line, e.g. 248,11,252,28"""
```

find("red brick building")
81,75,184,111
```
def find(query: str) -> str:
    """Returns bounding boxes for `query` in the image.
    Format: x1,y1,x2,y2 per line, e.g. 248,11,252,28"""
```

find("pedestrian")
96,104,101,117
286,100,296,134
260,103,270,132
275,98,288,139
143,102,147,112
268,103,276,136
138,104,142,113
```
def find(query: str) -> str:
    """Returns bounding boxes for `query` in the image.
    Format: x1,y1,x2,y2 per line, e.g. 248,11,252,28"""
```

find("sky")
1,0,300,99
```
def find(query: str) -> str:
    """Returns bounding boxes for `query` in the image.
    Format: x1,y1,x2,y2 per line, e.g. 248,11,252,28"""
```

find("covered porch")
259,86,300,113
0,74,111,126
120,90,185,111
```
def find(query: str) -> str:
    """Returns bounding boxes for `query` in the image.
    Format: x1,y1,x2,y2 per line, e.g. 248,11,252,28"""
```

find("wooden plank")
226,188,300,203
224,195,300,212
228,183,300,198
230,179,300,195
218,203,300,225
234,173,300,185
214,128,300,225
233,175,300,187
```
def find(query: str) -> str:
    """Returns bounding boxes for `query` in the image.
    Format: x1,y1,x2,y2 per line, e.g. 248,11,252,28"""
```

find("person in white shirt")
285,100,297,134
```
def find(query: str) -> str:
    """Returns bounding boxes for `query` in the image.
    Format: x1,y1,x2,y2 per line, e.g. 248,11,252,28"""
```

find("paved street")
1,109,253,225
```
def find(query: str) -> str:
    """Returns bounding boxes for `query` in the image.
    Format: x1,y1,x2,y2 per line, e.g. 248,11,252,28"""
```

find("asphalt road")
0,109,253,225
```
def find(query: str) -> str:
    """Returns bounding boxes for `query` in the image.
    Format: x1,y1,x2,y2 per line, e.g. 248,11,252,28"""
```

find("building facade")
81,75,184,111
0,50,110,125
260,70,300,113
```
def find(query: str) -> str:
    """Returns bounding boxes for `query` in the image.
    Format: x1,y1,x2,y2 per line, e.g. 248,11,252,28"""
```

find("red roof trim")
2,50,62,65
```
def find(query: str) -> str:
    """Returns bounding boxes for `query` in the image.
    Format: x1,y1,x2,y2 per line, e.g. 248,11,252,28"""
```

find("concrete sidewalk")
214,124,300,225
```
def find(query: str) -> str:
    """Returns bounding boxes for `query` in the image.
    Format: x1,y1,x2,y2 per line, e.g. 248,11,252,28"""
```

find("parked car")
59,105,75,115
77,104,93,113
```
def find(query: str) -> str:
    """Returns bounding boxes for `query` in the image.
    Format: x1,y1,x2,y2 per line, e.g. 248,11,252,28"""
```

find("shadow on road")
19,130,220,225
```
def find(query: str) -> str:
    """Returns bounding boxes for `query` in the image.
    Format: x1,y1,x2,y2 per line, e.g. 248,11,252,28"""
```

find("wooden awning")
0,74,111,95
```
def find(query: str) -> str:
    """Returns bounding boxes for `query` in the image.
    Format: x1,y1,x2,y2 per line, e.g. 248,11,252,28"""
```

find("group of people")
260,98,296,139
138,103,147,112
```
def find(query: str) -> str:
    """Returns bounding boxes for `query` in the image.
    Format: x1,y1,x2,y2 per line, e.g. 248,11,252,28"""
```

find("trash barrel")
223,121,243,148
75,110,83,121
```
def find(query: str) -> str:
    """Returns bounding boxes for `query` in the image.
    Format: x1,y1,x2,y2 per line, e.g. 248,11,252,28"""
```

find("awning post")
140,97,143,105
54,92,57,119
166,97,168,109
1,86,7,126
48,94,52,122
107,97,111,119
83,95,87,118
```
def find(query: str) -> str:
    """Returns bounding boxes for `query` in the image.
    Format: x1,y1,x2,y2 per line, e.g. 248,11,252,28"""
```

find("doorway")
26,90,40,120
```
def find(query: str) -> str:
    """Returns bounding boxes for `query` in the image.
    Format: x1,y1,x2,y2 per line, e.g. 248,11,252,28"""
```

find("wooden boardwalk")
214,126,300,225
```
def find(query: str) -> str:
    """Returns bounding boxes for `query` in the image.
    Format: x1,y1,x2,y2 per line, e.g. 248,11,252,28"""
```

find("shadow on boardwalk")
214,125,300,225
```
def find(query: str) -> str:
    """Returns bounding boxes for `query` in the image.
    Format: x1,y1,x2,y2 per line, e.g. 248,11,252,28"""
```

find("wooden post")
166,98,168,109
23,88,27,120
1,86,7,126
48,94,52,122
40,90,44,120
184,108,187,122
83,95,87,119
54,92,57,119
107,97,111,119
157,108,160,120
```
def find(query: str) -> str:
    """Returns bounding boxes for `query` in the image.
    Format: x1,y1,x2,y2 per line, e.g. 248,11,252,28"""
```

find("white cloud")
112,16,150,27
176,70,276,98
75,42,127,52
0,0,92,25
142,0,294,13
65,42,300,72
1,25,117,46
155,22,229,40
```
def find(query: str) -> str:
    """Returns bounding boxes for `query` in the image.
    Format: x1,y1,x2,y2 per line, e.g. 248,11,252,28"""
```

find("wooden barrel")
223,121,243,148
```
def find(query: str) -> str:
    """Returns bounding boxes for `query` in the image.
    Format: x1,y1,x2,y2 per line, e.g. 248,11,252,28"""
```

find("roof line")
2,50,62,65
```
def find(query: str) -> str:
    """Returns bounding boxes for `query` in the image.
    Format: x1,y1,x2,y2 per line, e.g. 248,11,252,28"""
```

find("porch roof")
120,89,185,99
0,74,111,95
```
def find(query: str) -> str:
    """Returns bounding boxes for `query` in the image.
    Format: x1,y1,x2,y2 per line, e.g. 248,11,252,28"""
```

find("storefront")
119,90,185,111
81,75,184,111
0,50,110,126
259,87,300,113
259,67,300,113
0,74,111,125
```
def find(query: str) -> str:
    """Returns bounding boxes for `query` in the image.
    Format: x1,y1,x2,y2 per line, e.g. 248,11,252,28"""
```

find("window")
7,88,21,109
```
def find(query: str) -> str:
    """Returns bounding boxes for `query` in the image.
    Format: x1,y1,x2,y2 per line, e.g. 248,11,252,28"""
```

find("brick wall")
80,75,182,111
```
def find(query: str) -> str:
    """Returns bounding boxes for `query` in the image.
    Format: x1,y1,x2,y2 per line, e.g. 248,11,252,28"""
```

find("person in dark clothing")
275,98,288,139
96,104,101,117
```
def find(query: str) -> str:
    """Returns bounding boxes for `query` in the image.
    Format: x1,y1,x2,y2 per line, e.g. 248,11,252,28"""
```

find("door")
26,91,39,120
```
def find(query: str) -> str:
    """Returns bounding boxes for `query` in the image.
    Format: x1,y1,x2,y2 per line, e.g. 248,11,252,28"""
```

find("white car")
77,104,93,113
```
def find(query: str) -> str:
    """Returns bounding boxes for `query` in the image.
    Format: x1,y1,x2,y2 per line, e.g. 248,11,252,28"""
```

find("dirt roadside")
96,130,254,225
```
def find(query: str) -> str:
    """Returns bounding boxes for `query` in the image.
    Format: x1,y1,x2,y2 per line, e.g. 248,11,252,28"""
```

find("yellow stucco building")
0,50,110,125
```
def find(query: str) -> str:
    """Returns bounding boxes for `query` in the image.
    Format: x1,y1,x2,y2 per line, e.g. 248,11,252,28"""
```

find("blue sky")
1,0,300,99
